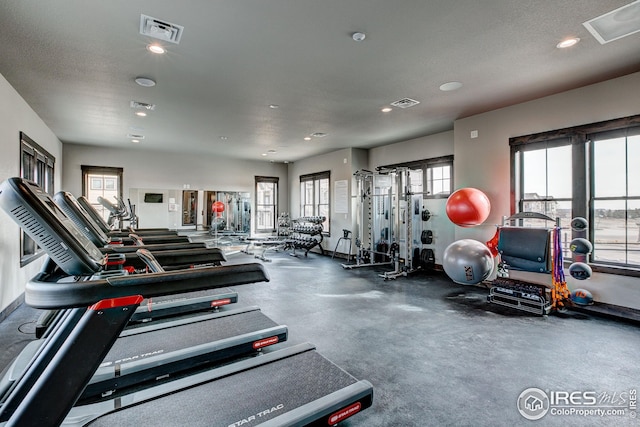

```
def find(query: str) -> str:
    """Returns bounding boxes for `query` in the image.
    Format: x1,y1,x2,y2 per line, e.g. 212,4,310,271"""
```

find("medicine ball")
570,288,594,306
569,262,592,280
570,217,588,232
570,238,593,255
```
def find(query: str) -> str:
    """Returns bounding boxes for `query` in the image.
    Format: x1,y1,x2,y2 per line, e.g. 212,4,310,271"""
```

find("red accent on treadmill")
123,266,135,274
89,295,144,311
105,256,126,266
252,336,279,349
210,298,232,308
328,402,362,425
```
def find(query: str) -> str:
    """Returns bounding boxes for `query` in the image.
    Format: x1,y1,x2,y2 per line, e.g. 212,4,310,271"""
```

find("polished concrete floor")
1,251,639,426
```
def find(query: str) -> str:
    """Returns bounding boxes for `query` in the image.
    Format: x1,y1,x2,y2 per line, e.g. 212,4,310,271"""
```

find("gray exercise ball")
443,239,494,285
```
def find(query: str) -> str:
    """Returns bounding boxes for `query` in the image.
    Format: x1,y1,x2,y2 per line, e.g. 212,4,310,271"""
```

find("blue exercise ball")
443,239,494,285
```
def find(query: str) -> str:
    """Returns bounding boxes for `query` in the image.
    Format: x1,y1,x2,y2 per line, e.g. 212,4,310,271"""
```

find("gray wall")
62,144,288,232
0,74,63,313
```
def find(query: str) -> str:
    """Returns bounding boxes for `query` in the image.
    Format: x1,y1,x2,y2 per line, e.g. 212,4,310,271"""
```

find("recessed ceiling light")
269,104,279,109
381,107,392,113
352,32,366,42
131,139,140,144
219,136,228,140
284,161,290,164
135,77,156,87
261,153,268,157
556,37,580,48
135,111,147,117
304,137,312,141
147,44,166,54
439,81,463,92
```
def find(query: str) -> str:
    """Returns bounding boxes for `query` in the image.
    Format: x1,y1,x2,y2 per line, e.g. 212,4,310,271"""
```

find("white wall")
62,144,288,233
0,73,63,313
368,130,453,169
454,71,640,308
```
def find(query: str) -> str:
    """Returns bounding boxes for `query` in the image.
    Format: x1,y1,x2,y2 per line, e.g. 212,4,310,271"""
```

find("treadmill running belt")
85,350,365,426
102,309,276,363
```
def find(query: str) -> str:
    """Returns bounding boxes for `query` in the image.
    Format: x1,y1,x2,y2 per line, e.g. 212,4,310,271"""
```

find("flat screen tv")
144,193,164,203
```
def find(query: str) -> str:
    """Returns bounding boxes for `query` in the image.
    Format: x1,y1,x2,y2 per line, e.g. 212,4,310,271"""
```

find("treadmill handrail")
26,263,269,309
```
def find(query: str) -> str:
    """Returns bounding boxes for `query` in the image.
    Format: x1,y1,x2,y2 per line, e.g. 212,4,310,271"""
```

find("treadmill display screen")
55,191,109,246
0,178,104,275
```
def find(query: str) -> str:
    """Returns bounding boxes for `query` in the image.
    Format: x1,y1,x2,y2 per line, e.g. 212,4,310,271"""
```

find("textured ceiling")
1,1,639,163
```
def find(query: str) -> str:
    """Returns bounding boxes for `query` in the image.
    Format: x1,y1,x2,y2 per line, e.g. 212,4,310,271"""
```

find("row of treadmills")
0,177,373,427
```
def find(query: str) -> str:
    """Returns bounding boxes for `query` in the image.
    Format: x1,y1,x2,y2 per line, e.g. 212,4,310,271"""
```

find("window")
426,162,452,197
382,155,454,198
255,176,279,232
81,165,123,223
20,132,55,266
300,171,330,234
591,130,640,266
510,114,640,275
512,139,573,256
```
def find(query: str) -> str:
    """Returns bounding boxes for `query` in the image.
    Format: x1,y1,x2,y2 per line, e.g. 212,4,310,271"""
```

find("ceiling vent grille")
390,98,420,109
140,14,184,44
583,1,640,44
310,132,327,138
130,101,156,111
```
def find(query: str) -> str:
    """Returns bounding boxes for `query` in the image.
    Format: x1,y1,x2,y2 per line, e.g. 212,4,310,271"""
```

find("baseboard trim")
0,293,25,323
570,301,640,325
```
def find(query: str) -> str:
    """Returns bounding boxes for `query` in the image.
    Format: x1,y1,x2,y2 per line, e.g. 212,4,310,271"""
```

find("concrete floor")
1,251,639,426
234,252,640,427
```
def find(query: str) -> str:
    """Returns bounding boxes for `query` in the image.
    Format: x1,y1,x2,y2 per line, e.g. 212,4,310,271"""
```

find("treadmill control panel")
0,178,104,276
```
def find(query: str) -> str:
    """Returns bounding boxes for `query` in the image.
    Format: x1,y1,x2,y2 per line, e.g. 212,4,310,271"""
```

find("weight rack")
487,277,552,315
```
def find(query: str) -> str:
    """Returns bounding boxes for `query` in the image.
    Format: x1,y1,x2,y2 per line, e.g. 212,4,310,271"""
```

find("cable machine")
343,168,424,279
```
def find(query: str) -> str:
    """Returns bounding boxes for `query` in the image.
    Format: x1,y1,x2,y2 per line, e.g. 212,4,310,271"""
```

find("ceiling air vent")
310,132,327,138
140,14,184,44
583,1,640,44
130,101,156,111
390,98,420,109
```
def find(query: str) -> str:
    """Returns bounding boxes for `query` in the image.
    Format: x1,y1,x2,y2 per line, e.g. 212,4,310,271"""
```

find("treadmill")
54,191,227,265
0,178,288,404
43,192,239,333
0,177,373,427
83,195,187,240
